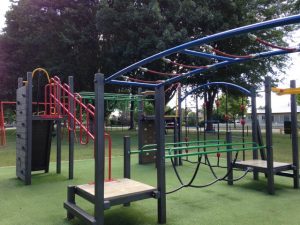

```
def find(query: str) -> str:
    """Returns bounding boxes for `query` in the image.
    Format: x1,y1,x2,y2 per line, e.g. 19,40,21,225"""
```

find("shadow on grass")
231,177,294,194
3,172,71,188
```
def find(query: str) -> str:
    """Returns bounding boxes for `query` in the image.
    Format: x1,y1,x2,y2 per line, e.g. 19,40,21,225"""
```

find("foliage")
216,93,249,125
186,111,197,126
97,0,296,87
0,0,298,107
0,0,100,100
297,95,300,105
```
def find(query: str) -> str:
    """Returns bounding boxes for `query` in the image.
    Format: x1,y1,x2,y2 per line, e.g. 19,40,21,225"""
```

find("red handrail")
45,77,112,181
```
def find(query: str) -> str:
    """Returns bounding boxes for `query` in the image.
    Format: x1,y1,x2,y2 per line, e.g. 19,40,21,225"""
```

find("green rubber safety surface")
1,156,300,225
0,129,300,225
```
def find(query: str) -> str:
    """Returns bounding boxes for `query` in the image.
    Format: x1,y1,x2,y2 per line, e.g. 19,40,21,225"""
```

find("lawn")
0,129,300,225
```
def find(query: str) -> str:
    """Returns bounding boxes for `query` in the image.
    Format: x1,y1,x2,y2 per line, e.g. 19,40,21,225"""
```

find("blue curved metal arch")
180,82,251,102
106,14,300,87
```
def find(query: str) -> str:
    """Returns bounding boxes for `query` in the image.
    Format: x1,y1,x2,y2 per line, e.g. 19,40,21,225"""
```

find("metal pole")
265,76,274,194
137,87,143,164
226,131,233,185
94,73,105,225
68,76,74,180
124,136,131,206
225,88,229,133
56,78,62,174
173,116,179,166
203,92,207,164
155,86,166,224
178,84,182,166
56,120,61,174
196,95,200,146
242,98,245,160
26,72,33,185
251,88,259,180
67,186,75,220
290,80,299,188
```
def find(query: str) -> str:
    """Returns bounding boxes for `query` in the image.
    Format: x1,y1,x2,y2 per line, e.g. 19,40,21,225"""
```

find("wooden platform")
77,178,156,201
235,159,293,173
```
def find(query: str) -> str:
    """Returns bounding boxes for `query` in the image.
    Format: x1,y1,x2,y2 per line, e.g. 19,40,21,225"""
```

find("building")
246,94,300,126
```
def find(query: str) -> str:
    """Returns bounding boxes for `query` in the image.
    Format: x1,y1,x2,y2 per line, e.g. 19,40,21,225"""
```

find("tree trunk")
205,90,217,131
233,116,236,128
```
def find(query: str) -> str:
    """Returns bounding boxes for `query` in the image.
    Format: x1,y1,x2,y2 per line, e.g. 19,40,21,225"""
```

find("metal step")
64,201,96,225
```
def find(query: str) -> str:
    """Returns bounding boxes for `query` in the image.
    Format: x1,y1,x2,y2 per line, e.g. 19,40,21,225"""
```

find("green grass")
0,129,300,225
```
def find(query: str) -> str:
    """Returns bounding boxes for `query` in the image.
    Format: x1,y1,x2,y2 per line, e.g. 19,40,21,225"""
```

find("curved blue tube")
105,14,300,84
161,48,299,87
181,82,251,102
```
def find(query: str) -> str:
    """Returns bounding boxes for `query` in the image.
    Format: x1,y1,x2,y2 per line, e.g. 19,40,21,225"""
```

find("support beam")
226,132,233,185
56,120,61,174
68,76,74,180
67,186,75,220
265,76,274,194
251,88,259,180
155,86,166,224
94,73,105,225
290,80,299,188
137,87,143,164
26,72,33,185
124,136,131,207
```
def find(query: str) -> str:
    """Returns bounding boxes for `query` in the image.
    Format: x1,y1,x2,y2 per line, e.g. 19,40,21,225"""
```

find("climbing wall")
139,119,156,164
31,120,53,172
16,85,30,184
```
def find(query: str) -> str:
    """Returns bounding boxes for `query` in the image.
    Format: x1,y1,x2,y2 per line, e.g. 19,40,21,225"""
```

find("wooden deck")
77,178,156,201
235,159,292,172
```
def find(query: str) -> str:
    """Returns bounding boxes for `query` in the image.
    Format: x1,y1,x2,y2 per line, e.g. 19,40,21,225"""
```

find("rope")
162,58,208,69
140,67,182,77
127,77,162,84
166,150,249,194
248,34,297,52
165,83,179,93
205,45,254,59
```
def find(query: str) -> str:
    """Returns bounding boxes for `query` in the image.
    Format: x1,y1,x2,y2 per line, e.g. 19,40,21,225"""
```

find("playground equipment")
233,77,299,194
180,82,252,166
79,92,142,131
62,15,300,225
137,86,180,164
16,71,64,185
16,69,112,185
272,86,300,95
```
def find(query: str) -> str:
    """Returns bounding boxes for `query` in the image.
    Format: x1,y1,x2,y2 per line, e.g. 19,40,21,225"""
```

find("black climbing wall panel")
16,86,29,182
140,119,156,164
31,120,53,172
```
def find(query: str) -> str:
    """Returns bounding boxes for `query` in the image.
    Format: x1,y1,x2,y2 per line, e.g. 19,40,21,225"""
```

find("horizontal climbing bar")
130,141,257,154
167,141,256,152
165,146,266,159
141,139,221,150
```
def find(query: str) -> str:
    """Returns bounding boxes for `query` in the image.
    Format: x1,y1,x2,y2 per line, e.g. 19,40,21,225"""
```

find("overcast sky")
1,1,299,111
0,0,11,32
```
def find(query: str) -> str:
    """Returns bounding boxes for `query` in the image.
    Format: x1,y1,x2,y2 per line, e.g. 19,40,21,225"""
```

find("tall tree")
217,93,249,127
0,0,99,100
96,0,297,130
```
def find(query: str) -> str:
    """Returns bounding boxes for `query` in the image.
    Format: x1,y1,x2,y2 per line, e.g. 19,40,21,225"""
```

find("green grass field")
0,129,300,225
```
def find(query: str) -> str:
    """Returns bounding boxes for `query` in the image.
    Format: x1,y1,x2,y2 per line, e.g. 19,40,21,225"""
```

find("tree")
217,93,249,128
297,95,300,105
96,0,297,129
0,0,100,100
